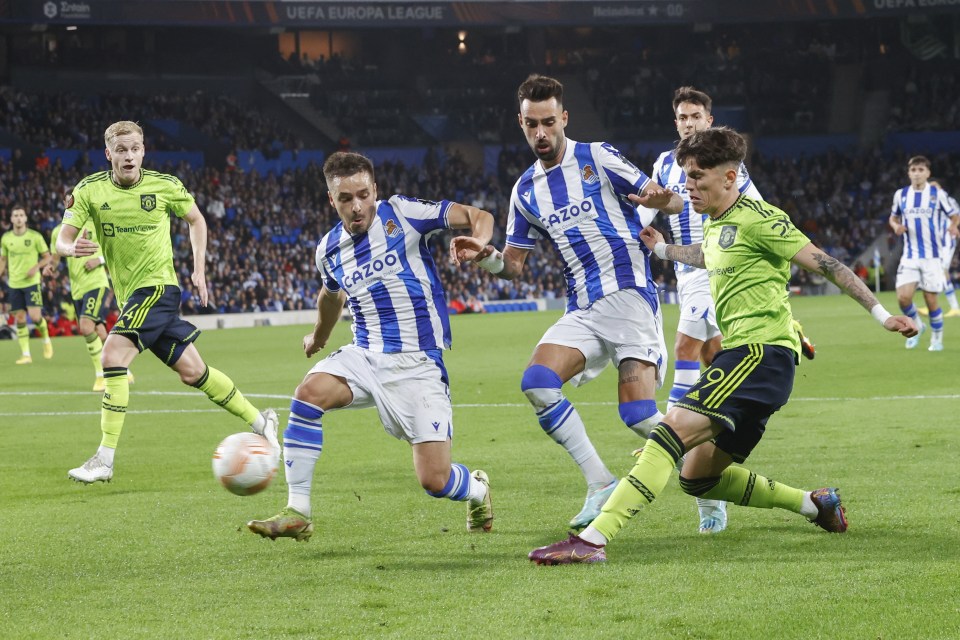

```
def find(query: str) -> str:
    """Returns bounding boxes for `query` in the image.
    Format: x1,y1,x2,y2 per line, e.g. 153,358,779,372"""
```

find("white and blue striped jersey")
317,195,452,353
890,184,958,260
506,139,657,313
940,193,959,259
653,150,761,252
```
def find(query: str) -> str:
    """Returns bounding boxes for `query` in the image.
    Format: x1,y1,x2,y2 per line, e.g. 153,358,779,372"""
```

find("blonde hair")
104,121,144,148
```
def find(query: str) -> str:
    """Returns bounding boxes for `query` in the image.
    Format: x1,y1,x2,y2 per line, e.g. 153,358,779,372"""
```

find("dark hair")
517,74,564,108
11,202,26,212
674,127,746,170
672,86,712,113
323,152,375,185
907,155,930,169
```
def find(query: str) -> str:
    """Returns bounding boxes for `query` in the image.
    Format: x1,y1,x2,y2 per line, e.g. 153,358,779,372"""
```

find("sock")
97,445,115,466
85,333,104,376
521,365,613,487
900,302,919,324
590,423,686,543
283,398,324,518
688,466,806,513
100,367,129,449
946,281,959,311
426,463,476,501
190,366,260,425
17,323,29,356
37,317,49,340
619,399,663,438
668,360,700,410
929,307,944,342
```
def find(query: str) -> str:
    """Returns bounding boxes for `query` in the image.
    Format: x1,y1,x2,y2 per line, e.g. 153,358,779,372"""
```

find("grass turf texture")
2,292,959,639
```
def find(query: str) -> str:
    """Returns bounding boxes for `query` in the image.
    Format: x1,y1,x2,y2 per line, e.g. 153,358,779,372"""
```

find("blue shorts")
673,344,796,463
8,284,42,311
112,285,200,365
74,287,109,324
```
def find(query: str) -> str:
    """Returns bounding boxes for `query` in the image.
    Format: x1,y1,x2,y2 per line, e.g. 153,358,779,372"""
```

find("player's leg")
669,332,704,410
896,271,924,348
414,440,492,532
922,289,944,351
247,370,353,541
942,261,960,313
12,304,31,363
78,289,106,388
28,306,52,360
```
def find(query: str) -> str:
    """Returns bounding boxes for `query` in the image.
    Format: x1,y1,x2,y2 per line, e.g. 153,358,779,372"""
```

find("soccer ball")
212,432,278,496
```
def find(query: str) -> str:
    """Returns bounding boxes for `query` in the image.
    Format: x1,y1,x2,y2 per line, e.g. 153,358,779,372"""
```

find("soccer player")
450,74,682,531
529,127,917,564
56,120,278,484
0,204,54,364
889,157,960,351
246,152,494,542
46,218,134,391
918,180,960,317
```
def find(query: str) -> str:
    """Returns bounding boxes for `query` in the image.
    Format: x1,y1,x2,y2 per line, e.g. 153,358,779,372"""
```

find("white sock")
547,405,614,487
579,525,608,546
97,445,115,466
800,492,818,519
668,365,701,411
284,444,319,517
250,412,266,431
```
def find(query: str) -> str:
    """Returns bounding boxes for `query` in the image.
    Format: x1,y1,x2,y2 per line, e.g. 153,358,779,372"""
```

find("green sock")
192,366,260,425
37,317,49,340
17,324,29,356
591,434,680,542
700,466,805,513
85,334,104,376
100,367,129,449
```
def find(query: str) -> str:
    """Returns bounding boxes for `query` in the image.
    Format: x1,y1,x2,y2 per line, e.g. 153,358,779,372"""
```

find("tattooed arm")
791,243,917,336
639,226,706,268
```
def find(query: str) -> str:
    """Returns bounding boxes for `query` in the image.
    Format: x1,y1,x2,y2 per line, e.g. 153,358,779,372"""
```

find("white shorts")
896,258,946,293
538,288,667,388
307,344,453,444
675,268,721,343
941,244,956,272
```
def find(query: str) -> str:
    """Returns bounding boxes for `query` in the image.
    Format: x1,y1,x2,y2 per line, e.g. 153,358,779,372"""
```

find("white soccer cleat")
68,454,113,484
696,498,728,534
569,479,617,530
905,322,925,350
928,340,944,352
253,408,281,459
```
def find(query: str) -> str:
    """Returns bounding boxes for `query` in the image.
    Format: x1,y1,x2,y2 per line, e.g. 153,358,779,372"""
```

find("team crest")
102,223,116,237
24,239,31,247
718,225,737,249
384,219,401,238
581,164,599,184
140,194,157,212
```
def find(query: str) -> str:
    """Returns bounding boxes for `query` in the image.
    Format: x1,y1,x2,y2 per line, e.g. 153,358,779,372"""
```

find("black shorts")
111,285,200,365
8,284,42,311
74,287,109,324
674,344,796,463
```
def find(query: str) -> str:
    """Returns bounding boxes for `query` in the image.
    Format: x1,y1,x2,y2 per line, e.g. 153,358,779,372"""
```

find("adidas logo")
100,202,111,210
686,390,700,401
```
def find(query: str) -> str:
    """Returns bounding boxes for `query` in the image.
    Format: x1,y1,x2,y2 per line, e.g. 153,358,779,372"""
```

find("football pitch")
2,293,959,639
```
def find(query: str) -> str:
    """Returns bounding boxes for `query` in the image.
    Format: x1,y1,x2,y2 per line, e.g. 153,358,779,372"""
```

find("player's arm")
304,286,347,358
639,226,705,268
183,204,209,307
56,224,99,258
0,255,6,280
790,243,916,336
947,213,959,238
30,251,53,278
446,203,494,247
628,189,684,215
889,213,907,236
449,235,530,280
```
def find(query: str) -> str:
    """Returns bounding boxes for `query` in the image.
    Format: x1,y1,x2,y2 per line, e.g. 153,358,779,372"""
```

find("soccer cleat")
529,534,606,565
569,479,617,530
905,321,926,349
68,454,113,484
467,469,493,532
917,306,929,316
946,308,960,318
93,376,105,392
252,408,281,459
793,320,815,360
15,355,32,365
247,507,314,542
809,487,848,533
43,340,53,359
696,498,728,534
928,341,944,352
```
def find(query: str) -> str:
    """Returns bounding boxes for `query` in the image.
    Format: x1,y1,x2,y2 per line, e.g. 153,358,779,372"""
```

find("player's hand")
950,226,959,239
72,232,99,257
192,270,209,307
630,186,673,210
639,226,665,252
303,333,325,358
26,266,38,278
892,224,907,236
42,264,57,277
83,258,100,271
885,315,918,337
449,236,489,266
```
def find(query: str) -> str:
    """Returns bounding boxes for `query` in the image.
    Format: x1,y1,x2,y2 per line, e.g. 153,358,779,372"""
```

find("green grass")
2,293,959,639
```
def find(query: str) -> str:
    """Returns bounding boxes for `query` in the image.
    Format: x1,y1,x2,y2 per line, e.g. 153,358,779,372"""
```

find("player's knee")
619,399,662,437
520,364,563,409
177,362,207,385
78,318,95,337
678,474,721,497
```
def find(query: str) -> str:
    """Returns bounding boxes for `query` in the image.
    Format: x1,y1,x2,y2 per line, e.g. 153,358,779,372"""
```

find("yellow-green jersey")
62,169,195,306
702,195,811,357
1,228,49,288
50,222,109,301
